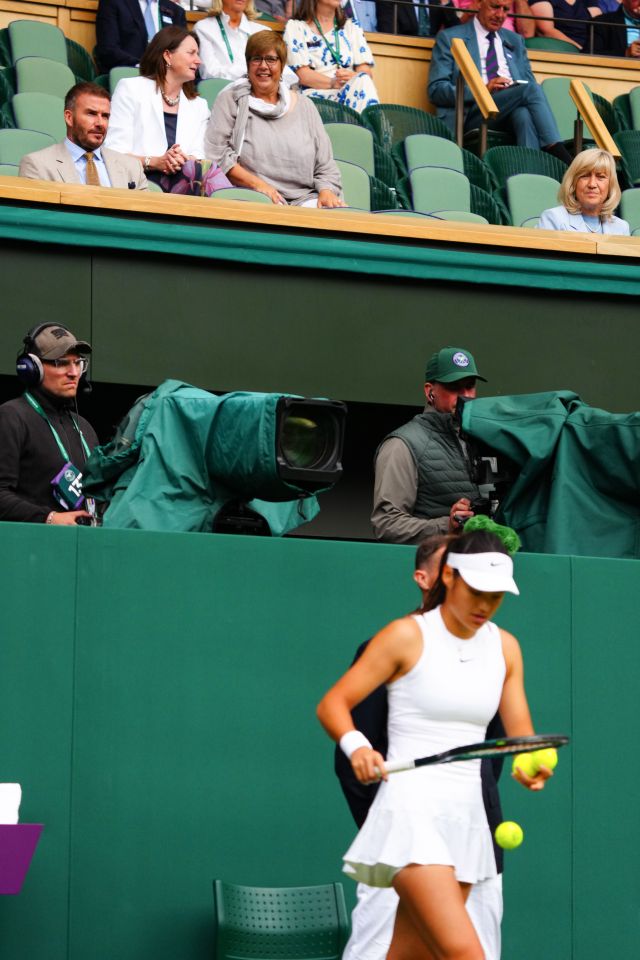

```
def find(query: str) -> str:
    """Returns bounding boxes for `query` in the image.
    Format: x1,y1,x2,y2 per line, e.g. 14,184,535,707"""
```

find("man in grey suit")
19,82,148,189
428,0,571,160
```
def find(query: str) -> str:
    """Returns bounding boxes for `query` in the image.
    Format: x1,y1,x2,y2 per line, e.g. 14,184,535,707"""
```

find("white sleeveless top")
343,606,506,887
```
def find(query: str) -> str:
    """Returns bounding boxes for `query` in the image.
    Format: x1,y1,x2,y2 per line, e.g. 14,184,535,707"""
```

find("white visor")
447,551,519,595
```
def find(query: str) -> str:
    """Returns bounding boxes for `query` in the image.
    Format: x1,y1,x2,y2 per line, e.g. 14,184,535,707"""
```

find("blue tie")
485,32,499,82
144,0,157,41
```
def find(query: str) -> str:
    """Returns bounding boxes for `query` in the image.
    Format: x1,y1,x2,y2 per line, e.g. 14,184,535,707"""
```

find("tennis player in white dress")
318,529,555,960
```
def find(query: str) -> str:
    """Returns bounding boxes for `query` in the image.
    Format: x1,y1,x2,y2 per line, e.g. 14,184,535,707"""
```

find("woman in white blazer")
537,149,630,235
105,26,211,191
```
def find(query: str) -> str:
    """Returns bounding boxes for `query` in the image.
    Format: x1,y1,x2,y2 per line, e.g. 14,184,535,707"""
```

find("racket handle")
380,759,416,775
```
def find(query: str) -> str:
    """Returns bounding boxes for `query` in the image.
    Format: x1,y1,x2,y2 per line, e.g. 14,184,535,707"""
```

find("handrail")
569,78,620,156
451,37,498,155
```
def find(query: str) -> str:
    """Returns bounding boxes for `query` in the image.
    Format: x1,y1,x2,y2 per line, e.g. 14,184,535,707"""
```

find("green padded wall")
0,527,637,960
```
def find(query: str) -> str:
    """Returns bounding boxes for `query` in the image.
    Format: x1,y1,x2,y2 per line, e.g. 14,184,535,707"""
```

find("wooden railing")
451,37,498,155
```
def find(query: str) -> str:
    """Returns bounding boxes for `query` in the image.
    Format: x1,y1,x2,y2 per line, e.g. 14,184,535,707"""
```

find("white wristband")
340,730,373,760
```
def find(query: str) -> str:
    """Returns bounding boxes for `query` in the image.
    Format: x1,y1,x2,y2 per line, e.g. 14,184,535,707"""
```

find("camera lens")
280,413,331,469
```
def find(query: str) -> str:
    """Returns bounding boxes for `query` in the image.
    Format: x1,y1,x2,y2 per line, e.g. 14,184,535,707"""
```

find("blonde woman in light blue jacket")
537,148,630,235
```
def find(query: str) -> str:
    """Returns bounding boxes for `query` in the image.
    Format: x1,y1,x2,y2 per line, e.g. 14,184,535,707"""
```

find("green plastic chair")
471,182,507,224
197,78,230,109
409,166,471,215
620,187,640,233
541,77,593,143
324,122,375,177
362,103,454,151
0,127,54,164
9,20,67,66
109,66,139,93
212,881,349,960
614,93,632,132
0,64,16,107
0,162,18,175
506,173,559,227
404,134,464,174
146,181,163,193
433,210,489,224
483,145,568,192
0,28,12,69
15,56,75,98
12,92,66,140
614,130,640,186
630,86,640,132
462,148,494,193
593,93,619,136
336,158,371,209
210,186,272,203
373,209,436,217
525,36,578,53
65,38,96,82
311,97,365,127
373,143,400,188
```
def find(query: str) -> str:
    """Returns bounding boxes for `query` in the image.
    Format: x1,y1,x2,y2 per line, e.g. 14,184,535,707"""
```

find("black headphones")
16,323,92,394
16,323,56,387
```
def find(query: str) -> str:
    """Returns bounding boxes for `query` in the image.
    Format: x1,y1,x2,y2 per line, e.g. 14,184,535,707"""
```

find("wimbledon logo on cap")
452,352,470,368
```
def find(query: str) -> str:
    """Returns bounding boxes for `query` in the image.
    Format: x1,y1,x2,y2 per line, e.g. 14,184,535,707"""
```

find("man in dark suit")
429,0,570,156
95,0,187,72
596,0,640,58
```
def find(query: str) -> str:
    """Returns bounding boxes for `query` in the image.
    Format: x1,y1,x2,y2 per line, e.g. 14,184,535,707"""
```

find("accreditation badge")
51,461,85,510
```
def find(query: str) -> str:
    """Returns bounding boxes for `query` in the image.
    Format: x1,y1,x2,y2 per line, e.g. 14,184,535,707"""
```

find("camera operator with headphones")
0,324,98,524
372,346,487,544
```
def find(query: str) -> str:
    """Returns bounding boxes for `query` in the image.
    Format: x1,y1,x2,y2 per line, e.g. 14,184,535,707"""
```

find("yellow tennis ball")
512,752,538,777
533,747,558,772
495,821,524,850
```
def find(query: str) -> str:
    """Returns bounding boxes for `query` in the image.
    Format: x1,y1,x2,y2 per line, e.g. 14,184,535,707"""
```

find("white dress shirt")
473,17,512,83
64,138,112,187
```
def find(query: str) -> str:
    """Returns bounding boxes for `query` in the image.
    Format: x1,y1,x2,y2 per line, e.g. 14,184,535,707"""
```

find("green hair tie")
463,515,522,556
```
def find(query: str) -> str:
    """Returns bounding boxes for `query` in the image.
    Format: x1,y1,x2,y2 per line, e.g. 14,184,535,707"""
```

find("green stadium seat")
146,181,163,192
0,28,12,69
506,173,559,227
197,77,230,109
324,122,375,177
470,183,507,224
65,38,96,82
0,161,18,175
311,97,365,126
434,210,489,224
212,881,349,960
0,65,16,108
614,93,632,132
462,148,494,193
541,77,594,143
11,92,66,140
630,86,640,131
483,144,568,191
362,103,454,151
614,130,640,186
620,187,640,234
0,127,54,164
370,175,401,210
15,56,75,98
373,142,400,188
210,186,272,203
525,36,578,53
404,134,464,173
593,93,620,135
9,20,67,65
335,158,370,209
409,166,471,215
373,209,437,217
109,66,139,93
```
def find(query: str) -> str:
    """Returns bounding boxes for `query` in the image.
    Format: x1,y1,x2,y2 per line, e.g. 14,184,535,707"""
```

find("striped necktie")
485,31,499,82
84,152,100,186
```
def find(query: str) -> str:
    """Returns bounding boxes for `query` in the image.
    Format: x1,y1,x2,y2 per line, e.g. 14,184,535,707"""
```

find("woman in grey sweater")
204,30,344,206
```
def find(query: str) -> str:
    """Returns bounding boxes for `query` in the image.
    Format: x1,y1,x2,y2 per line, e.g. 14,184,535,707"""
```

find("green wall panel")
0,527,637,959
0,524,77,960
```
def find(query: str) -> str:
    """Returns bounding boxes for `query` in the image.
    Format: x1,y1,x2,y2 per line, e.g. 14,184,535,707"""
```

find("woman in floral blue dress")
284,0,379,114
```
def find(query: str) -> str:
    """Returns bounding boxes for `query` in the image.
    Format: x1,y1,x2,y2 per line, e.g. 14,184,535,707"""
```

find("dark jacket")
596,6,634,58
95,0,187,72
0,388,97,522
375,0,457,36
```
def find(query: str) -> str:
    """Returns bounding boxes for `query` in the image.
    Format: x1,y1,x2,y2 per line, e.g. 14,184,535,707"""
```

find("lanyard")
313,17,342,67
217,15,234,63
25,392,91,462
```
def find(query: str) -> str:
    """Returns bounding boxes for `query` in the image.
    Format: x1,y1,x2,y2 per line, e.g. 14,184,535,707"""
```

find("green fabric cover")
83,379,321,534
461,391,640,558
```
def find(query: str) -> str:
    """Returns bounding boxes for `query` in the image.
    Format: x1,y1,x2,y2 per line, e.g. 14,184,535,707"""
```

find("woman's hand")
351,746,388,784
335,68,357,84
158,144,188,174
512,760,554,792
255,180,287,205
318,189,346,208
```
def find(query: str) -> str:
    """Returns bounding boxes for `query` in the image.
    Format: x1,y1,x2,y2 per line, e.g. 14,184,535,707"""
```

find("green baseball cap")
425,347,486,384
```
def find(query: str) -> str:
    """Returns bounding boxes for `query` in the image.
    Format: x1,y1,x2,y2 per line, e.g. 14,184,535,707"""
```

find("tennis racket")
381,733,570,775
